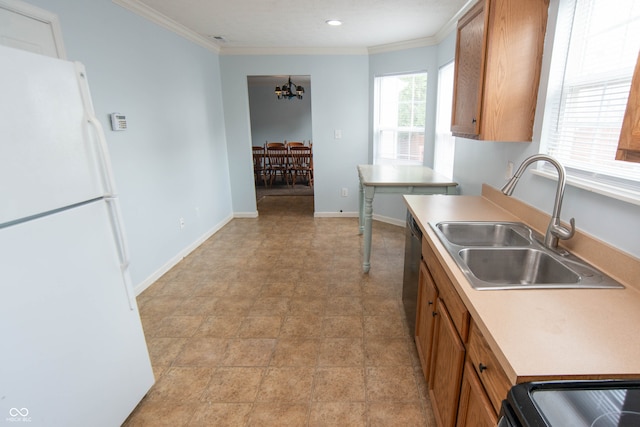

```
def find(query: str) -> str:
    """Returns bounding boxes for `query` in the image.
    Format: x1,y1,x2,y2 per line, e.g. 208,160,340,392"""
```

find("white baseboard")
373,213,404,227
134,213,234,295
314,211,359,218
234,211,259,218
314,211,404,227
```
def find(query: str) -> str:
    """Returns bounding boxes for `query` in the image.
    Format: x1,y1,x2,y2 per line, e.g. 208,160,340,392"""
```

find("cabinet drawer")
466,320,512,414
423,237,470,341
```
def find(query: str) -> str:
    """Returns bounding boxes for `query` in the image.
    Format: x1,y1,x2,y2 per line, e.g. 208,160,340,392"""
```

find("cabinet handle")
432,311,438,317
472,118,477,124
428,301,433,306
478,363,487,373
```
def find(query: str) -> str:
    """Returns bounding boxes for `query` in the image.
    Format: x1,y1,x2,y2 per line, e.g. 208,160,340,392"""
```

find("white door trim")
0,0,67,59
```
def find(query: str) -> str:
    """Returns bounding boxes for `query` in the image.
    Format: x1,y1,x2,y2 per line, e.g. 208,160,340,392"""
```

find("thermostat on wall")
110,113,127,131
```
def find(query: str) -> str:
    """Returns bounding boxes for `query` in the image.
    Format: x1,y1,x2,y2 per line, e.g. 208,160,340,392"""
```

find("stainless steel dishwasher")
402,210,422,334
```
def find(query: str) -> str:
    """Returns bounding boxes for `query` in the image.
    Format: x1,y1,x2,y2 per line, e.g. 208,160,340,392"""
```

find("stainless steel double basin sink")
430,221,624,290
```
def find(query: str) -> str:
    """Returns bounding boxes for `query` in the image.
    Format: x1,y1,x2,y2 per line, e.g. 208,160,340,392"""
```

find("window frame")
434,60,456,179
537,0,640,206
373,71,428,166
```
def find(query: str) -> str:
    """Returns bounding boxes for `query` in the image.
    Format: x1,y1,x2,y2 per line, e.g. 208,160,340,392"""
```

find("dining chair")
252,146,267,186
285,141,304,148
265,144,289,187
288,146,313,187
266,141,285,148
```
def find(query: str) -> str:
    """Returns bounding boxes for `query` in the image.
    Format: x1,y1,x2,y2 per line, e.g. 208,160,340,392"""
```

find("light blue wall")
220,55,369,216
31,0,638,273
248,78,312,146
449,0,640,258
29,0,233,286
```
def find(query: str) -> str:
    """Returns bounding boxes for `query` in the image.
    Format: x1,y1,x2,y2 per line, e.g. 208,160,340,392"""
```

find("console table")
357,165,458,272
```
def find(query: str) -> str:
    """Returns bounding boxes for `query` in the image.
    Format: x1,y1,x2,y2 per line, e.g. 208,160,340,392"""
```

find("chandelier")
275,76,305,99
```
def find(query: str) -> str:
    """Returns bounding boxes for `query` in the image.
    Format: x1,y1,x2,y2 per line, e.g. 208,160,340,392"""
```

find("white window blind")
542,0,640,198
373,73,427,165
434,61,455,179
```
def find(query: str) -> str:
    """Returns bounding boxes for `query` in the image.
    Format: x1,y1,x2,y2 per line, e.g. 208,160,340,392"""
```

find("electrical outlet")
179,217,185,229
341,187,348,197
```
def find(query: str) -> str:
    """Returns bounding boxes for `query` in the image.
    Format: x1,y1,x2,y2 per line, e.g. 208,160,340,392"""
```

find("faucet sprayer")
501,154,575,250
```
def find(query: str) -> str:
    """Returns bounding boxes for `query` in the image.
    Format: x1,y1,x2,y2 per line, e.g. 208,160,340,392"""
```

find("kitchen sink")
435,221,531,247
430,221,624,290
459,248,579,286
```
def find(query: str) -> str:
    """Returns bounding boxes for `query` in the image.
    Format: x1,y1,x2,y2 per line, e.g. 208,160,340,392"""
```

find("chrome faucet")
501,154,575,249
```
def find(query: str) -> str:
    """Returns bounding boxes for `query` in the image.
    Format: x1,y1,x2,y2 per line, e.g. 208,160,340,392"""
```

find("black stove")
499,380,640,427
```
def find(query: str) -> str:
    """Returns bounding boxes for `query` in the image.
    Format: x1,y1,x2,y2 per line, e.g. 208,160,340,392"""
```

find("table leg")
362,186,374,273
358,180,364,234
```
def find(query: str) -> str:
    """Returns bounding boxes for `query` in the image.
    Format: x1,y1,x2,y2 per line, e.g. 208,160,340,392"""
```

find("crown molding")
434,0,478,42
368,36,438,55
368,0,477,54
220,46,368,56
112,0,221,53
112,0,477,57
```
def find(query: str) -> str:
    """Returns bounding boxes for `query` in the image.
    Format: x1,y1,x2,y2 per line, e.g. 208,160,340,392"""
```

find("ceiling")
116,0,475,54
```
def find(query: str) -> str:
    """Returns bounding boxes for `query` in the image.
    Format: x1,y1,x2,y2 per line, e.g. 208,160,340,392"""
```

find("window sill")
531,169,640,207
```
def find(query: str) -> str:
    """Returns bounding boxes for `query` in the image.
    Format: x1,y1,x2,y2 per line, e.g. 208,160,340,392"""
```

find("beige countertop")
404,186,640,384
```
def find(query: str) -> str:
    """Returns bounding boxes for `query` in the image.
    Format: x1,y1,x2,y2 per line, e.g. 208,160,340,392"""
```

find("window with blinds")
434,61,455,179
373,72,427,165
541,0,640,199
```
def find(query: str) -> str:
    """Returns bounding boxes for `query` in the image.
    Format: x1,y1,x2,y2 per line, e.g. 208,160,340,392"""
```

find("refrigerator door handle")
87,115,117,196
75,63,136,310
106,196,136,310
75,63,118,197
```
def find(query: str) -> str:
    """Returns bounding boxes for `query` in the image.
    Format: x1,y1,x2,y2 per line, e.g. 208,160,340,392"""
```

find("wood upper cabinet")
616,51,640,163
451,0,550,141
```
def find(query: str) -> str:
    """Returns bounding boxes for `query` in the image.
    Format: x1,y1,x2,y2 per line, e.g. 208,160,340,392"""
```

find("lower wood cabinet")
466,319,512,414
429,298,466,427
417,237,512,427
456,361,498,427
415,260,438,382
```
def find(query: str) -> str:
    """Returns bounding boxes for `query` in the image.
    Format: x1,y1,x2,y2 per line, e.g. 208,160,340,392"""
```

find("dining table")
357,164,458,272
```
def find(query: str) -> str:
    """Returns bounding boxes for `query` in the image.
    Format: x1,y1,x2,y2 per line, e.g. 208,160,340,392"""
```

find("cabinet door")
456,362,498,427
429,298,466,427
481,0,548,141
616,51,640,162
415,260,438,383
467,320,512,414
451,0,486,138
451,0,549,141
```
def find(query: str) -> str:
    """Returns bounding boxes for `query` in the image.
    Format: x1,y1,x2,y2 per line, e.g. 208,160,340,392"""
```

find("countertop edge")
404,188,640,384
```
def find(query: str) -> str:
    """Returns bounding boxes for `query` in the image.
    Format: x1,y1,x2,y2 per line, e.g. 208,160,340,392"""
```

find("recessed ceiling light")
326,19,342,26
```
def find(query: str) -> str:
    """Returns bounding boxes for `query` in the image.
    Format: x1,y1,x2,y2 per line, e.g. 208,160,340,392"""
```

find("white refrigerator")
0,46,154,426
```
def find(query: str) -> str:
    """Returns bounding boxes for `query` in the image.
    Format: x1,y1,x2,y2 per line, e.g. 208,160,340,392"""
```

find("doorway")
247,75,314,203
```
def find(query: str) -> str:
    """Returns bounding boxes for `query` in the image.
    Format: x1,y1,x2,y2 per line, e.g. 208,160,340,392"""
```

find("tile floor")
123,195,435,426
